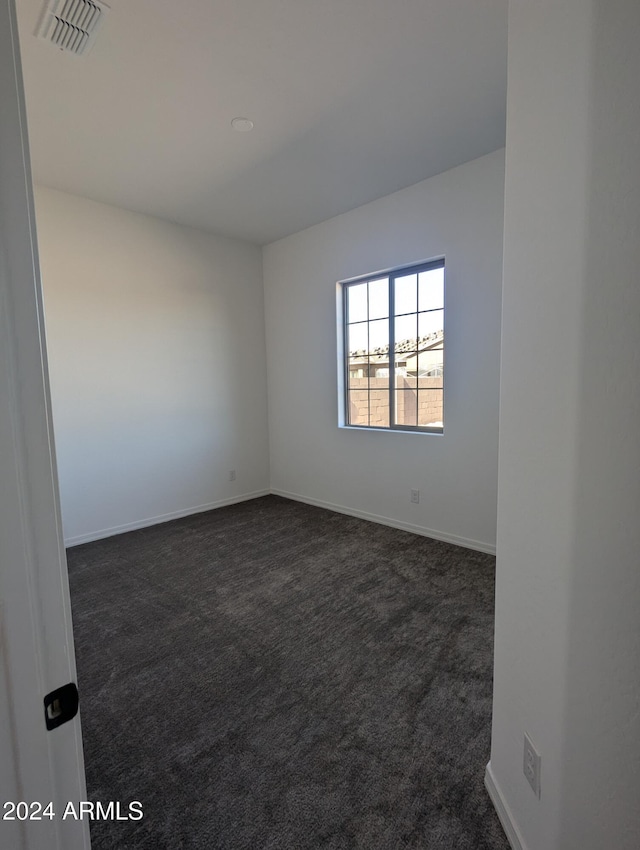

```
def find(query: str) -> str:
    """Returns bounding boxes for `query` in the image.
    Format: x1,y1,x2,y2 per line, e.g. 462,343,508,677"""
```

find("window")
342,259,444,432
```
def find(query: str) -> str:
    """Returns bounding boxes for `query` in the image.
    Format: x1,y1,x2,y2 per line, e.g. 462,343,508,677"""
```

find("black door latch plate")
44,682,79,730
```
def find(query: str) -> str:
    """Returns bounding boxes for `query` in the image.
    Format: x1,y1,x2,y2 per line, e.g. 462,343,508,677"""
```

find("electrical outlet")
523,732,541,798
410,489,420,504
229,470,236,482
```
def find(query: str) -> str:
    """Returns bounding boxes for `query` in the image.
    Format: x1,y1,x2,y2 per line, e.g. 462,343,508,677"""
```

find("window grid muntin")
344,259,444,433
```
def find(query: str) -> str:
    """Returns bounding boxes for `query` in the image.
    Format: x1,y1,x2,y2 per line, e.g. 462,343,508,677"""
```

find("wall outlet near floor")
410,489,420,504
228,470,236,482
523,732,541,797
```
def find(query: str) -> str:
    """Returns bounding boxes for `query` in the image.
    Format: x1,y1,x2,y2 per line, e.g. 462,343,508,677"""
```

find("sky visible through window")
347,268,444,354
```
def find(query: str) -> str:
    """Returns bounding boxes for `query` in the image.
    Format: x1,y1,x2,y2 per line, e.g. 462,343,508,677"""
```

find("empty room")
1,2,639,850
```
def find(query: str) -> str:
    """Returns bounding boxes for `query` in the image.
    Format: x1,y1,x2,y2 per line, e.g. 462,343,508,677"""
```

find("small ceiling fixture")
231,118,254,132
36,0,109,56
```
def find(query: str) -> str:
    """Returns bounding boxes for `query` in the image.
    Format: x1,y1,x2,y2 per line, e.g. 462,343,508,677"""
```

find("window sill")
339,424,443,435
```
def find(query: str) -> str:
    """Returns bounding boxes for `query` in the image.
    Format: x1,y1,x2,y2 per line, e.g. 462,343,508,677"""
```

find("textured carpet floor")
67,495,508,850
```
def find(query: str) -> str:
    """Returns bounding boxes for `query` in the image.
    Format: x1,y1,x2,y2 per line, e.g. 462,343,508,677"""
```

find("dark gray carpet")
66,495,508,850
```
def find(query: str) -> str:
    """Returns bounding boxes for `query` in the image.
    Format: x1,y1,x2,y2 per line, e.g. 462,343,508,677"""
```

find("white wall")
35,187,270,544
262,150,504,553
487,2,640,849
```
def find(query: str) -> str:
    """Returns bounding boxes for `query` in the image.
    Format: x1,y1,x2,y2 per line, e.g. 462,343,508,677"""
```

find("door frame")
0,1,89,848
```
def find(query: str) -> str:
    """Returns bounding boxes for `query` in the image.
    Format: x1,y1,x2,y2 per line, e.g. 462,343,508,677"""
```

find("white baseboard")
66,488,496,555
64,489,271,547
270,489,496,555
485,762,527,850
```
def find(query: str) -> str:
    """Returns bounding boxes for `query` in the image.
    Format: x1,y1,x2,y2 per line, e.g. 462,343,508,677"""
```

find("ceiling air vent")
36,0,109,56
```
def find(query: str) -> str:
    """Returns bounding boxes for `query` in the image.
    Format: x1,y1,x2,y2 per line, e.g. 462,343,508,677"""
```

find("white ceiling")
17,0,507,245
